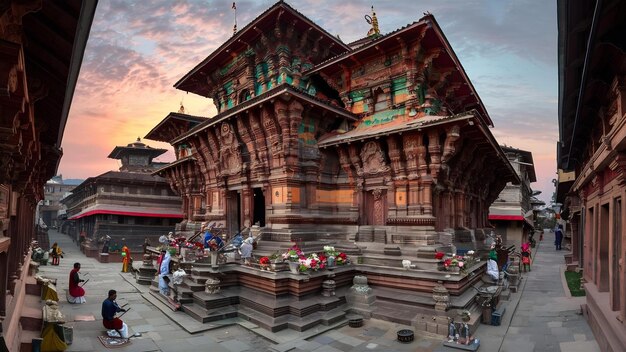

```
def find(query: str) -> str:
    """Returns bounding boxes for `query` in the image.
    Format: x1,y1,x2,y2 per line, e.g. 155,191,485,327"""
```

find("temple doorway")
253,188,265,227
227,191,241,236
599,203,610,291
612,198,621,311
363,189,387,225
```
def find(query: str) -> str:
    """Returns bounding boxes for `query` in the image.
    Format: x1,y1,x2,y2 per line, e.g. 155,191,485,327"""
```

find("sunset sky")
58,0,558,204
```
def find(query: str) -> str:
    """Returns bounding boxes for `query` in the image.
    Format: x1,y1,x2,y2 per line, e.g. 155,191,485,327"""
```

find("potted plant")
283,245,304,274
335,252,348,265
259,256,270,270
323,246,339,267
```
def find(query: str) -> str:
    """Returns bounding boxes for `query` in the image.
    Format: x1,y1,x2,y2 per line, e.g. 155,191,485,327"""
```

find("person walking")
101,289,129,338
555,224,564,250
121,242,132,272
521,242,532,272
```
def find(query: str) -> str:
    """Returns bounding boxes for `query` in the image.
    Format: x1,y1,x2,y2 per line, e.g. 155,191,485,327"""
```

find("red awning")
488,215,524,221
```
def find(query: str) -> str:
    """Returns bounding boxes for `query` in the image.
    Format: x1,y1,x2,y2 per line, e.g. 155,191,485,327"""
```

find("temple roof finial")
365,5,380,37
232,2,238,35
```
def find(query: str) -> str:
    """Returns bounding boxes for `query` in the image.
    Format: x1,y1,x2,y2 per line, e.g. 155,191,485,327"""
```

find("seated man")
102,289,129,338
68,262,86,304
486,250,499,282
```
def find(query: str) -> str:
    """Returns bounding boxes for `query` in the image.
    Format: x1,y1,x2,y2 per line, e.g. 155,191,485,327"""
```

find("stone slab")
442,340,480,351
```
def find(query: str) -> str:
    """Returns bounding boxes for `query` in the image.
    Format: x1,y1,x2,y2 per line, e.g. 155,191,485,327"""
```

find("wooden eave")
174,1,350,97
557,0,626,170
318,113,474,148
107,146,167,160
152,155,196,176
21,0,97,178
501,146,536,182
144,112,208,143
171,83,358,145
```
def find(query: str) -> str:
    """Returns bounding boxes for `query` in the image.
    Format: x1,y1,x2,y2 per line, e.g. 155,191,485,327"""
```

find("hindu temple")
144,1,519,337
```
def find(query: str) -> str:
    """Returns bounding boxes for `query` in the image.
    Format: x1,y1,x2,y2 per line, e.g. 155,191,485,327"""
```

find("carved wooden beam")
0,0,42,44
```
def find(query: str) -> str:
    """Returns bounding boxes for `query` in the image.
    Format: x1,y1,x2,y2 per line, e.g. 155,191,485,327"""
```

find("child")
521,242,532,272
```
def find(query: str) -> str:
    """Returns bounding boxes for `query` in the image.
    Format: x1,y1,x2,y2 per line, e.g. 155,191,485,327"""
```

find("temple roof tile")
174,1,350,97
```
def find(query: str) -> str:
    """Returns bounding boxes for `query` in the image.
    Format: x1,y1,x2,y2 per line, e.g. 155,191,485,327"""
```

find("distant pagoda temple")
62,138,183,255
145,2,519,335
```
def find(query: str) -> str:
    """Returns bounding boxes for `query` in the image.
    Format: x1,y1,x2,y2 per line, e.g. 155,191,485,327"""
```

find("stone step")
192,290,238,310
358,253,441,270
148,291,182,311
20,330,42,352
181,302,238,323
237,305,347,332
20,293,43,332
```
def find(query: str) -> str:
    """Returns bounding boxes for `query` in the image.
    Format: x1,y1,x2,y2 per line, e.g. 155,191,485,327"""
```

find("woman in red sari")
121,244,132,273
68,262,86,304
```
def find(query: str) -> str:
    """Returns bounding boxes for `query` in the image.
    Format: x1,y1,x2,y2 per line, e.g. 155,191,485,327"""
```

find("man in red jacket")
68,262,86,304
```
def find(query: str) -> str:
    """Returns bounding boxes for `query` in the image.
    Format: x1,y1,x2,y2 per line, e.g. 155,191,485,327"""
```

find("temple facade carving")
146,1,518,243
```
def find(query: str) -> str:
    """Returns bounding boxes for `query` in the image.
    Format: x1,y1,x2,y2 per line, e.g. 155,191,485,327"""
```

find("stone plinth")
432,281,450,311
322,279,336,297
346,275,376,318
136,253,157,285
205,277,221,294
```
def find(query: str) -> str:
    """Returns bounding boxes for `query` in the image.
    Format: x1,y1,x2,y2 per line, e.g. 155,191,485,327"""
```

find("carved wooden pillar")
337,146,354,188
242,187,252,228
348,144,364,191
236,116,258,174
455,191,465,228
441,125,461,164
249,110,270,177
428,130,442,182
206,128,222,179
274,100,290,156
261,107,283,168
288,100,303,159
387,136,404,217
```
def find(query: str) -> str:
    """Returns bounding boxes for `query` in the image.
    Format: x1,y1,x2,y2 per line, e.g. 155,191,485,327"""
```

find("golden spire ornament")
232,2,238,35
365,5,380,37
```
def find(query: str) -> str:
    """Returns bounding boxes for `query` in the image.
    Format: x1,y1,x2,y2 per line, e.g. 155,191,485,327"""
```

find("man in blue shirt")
102,289,129,338
203,225,223,250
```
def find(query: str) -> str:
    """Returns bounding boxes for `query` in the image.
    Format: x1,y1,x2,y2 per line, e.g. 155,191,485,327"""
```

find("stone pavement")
473,230,600,352
39,229,601,352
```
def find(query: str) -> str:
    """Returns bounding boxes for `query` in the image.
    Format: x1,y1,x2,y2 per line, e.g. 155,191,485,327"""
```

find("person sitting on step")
68,262,86,304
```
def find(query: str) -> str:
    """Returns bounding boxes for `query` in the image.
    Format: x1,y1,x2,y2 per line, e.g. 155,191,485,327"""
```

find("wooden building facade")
0,1,96,350
557,0,626,350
